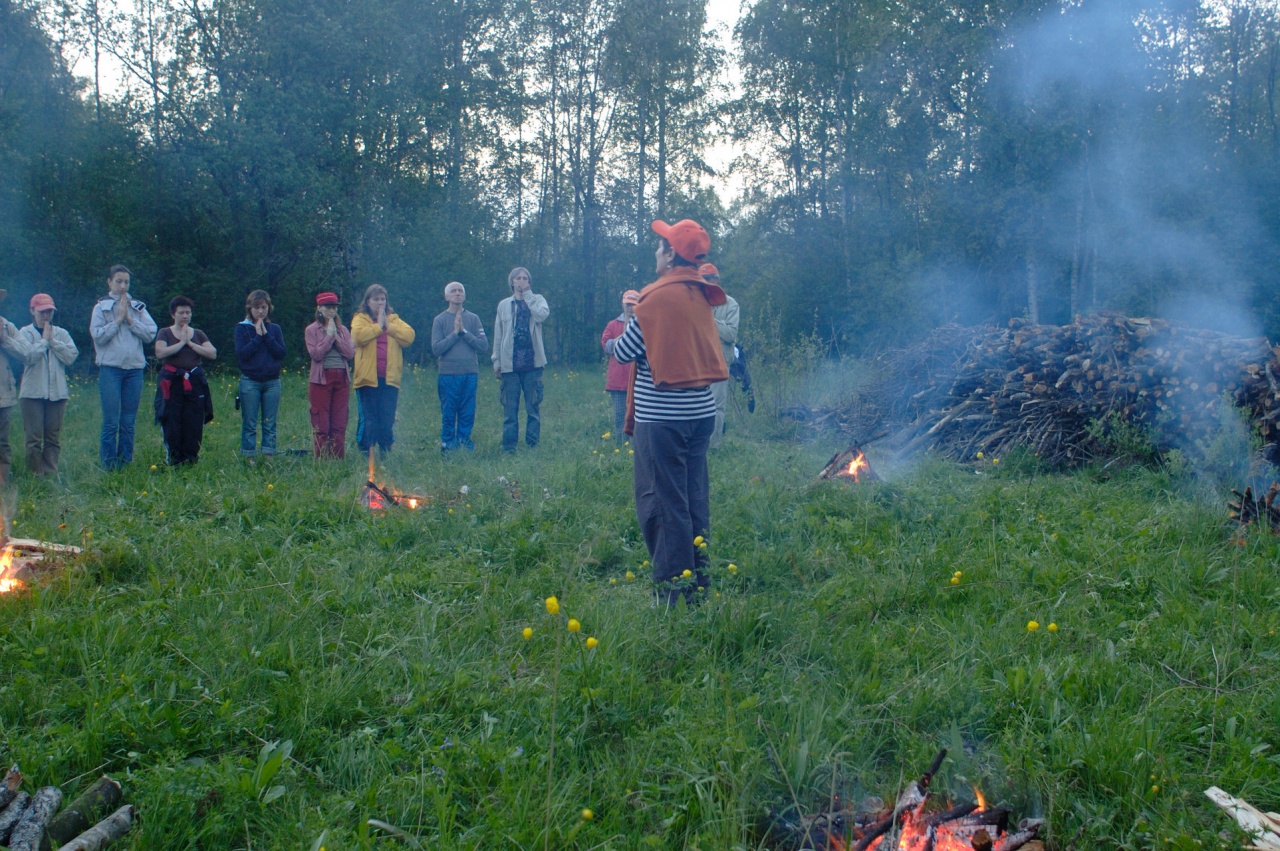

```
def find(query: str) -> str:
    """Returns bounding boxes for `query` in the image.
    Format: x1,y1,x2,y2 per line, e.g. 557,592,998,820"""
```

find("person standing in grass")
699,263,738,450
0,291,30,484
352,283,415,456
234,290,286,462
492,267,549,452
601,289,640,446
431,281,488,453
90,264,158,471
155,296,217,465
612,219,728,606
305,292,355,459
18,294,78,477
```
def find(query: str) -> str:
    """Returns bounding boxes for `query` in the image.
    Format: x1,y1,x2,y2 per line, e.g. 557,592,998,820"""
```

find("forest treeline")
2,0,1278,363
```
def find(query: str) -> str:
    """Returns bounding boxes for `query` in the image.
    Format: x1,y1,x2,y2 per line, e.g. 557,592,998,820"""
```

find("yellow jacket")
351,312,416,388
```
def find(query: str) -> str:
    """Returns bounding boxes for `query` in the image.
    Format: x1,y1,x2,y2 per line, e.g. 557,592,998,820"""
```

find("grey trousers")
709,380,729,449
633,416,714,598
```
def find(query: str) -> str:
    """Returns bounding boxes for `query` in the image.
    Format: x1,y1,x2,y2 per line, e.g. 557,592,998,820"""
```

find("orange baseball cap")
651,219,710,264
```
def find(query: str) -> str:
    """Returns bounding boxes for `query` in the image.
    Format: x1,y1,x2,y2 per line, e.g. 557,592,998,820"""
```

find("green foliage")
1085,410,1162,467
0,371,1276,848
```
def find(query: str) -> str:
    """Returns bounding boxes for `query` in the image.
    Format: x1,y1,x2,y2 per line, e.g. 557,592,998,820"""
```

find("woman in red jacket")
600,289,639,446
305,292,355,458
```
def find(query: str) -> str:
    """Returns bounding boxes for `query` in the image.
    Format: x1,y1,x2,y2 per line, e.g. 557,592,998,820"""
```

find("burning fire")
362,449,427,511
0,546,23,594
845,452,869,482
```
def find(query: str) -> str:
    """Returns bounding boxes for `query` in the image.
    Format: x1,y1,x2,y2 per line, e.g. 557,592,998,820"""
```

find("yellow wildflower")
545,596,560,615
1026,620,1040,632
581,808,594,821
976,451,984,460
1047,622,1058,632
150,464,157,471
625,571,635,580
681,569,693,579
693,535,705,546
950,577,960,585
586,637,598,649
522,627,533,640
602,431,611,440
567,618,581,633
727,563,737,573
609,578,617,585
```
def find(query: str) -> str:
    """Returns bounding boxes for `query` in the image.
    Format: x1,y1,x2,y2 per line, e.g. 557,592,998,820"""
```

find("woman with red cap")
610,219,729,606
600,289,640,446
18,294,78,476
305,292,355,458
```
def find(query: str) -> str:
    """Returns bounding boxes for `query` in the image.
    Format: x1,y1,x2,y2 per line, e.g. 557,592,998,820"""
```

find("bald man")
431,281,489,452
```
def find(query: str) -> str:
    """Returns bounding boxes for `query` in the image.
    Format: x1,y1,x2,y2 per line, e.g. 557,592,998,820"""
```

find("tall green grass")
0,363,1275,849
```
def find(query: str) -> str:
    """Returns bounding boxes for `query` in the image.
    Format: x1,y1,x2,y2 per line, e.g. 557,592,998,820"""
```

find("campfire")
771,750,1044,851
1228,482,1280,533
0,538,82,595
819,446,881,483
360,450,428,511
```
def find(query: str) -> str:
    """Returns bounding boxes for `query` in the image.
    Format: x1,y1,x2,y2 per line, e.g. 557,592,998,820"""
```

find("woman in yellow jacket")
351,284,415,455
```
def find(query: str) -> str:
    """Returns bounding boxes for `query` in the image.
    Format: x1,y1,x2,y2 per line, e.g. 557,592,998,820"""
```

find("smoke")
996,0,1268,331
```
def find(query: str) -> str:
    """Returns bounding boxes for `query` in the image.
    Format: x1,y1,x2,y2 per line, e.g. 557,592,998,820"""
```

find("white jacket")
90,295,158,369
491,293,550,373
19,324,78,401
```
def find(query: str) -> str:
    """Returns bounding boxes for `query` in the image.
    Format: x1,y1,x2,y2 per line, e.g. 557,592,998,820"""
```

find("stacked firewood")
0,766,134,850
839,314,1280,467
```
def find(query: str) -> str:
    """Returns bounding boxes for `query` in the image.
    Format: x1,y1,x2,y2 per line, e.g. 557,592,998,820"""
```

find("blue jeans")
500,368,542,451
239,376,281,456
439,373,478,450
99,366,144,470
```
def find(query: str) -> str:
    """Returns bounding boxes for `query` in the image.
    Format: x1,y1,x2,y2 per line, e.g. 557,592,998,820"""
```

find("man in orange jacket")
612,219,728,606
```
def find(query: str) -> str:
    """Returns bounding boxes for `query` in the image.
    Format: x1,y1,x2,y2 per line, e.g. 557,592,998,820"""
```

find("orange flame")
974,788,986,811
845,452,869,482
0,546,22,594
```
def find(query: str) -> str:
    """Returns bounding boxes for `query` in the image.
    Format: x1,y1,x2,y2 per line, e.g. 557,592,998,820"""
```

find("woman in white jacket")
19,294,77,476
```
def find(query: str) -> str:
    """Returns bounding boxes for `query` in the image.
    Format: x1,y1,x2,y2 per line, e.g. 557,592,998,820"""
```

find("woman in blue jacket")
234,290,286,460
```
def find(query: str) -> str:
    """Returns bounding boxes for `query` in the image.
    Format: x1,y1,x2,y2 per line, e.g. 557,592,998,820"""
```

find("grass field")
1,363,1277,849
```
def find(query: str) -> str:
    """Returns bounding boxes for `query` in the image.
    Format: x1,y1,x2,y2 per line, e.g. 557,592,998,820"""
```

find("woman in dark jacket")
234,289,286,461
154,296,216,464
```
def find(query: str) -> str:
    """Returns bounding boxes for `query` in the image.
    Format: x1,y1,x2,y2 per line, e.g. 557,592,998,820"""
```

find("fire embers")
769,751,1044,851
0,539,82,595
360,449,428,511
819,446,881,483
1228,482,1280,533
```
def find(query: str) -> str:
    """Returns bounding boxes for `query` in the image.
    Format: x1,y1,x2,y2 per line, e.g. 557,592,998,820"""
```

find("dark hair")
659,238,698,267
169,295,194,315
244,289,273,319
108,264,131,279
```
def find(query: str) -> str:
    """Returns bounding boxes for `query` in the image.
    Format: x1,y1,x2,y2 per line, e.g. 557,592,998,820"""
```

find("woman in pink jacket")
600,290,639,446
305,292,355,458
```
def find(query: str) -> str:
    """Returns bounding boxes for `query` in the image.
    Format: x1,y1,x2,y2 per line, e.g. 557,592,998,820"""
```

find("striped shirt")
612,317,716,423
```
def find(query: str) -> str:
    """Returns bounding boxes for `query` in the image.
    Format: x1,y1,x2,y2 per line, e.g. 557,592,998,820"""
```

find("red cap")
315,292,339,306
698,263,719,278
622,290,640,305
651,219,710,264
30,293,56,311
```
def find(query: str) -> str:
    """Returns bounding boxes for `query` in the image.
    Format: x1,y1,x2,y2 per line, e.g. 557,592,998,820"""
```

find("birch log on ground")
8,786,62,851
41,777,122,850
55,805,135,851
0,792,32,843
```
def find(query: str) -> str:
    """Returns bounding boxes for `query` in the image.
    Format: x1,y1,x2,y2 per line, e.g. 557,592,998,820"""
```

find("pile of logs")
0,767,134,850
838,314,1280,467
